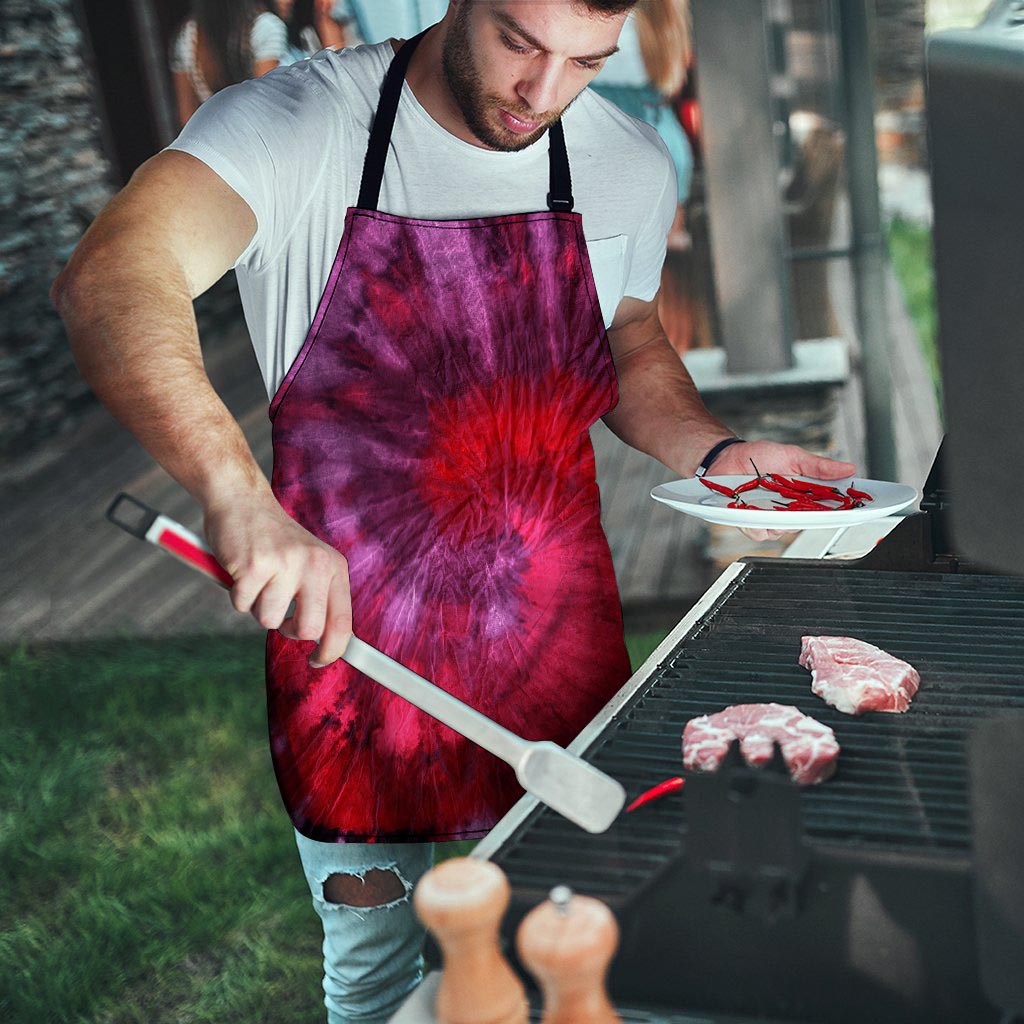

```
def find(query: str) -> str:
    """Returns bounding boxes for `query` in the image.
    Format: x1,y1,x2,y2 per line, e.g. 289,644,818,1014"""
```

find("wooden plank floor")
1,249,938,644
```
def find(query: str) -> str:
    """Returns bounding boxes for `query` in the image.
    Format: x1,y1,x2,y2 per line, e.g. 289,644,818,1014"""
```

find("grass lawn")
887,215,942,407
1,630,667,1023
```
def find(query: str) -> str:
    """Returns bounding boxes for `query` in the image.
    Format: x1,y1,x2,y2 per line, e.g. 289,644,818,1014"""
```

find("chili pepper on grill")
625,776,685,813
698,477,738,498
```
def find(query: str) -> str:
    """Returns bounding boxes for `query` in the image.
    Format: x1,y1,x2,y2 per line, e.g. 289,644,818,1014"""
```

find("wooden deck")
1,246,940,644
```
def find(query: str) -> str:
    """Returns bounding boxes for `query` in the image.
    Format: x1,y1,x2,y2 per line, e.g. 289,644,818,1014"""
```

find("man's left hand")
706,440,857,542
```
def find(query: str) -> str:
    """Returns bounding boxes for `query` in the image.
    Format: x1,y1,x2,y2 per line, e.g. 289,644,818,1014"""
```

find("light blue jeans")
294,829,437,1024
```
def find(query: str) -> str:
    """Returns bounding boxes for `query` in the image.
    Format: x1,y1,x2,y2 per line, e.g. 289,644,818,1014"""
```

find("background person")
170,0,289,127
335,0,450,45
276,0,350,62
591,0,693,242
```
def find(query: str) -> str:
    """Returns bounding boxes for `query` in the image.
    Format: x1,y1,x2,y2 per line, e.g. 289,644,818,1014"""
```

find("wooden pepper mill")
516,885,621,1024
413,856,528,1024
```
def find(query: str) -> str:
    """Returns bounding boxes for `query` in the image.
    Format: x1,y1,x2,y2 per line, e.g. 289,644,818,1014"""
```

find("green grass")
1,630,667,1022
887,216,942,407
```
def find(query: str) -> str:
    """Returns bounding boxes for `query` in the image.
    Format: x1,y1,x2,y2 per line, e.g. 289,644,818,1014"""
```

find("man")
52,2,855,1020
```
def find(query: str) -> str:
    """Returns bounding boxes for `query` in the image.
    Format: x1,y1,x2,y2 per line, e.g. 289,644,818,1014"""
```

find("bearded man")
52,2,854,1020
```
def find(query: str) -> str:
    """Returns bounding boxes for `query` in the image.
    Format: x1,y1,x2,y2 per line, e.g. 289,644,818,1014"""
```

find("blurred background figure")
591,0,693,246
591,0,696,353
171,0,289,127
275,0,350,63
334,0,449,46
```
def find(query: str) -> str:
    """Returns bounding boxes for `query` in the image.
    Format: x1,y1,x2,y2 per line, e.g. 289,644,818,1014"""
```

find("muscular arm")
51,151,353,662
51,150,263,509
603,293,856,536
603,294,734,477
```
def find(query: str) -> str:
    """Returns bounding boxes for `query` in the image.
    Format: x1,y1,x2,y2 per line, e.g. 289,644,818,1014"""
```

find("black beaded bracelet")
694,437,745,478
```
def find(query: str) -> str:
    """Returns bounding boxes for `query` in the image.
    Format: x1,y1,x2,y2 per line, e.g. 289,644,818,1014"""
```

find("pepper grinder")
516,885,621,1024
413,857,528,1024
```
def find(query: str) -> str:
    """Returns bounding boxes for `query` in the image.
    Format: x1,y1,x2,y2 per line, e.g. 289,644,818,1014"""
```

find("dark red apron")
266,30,631,842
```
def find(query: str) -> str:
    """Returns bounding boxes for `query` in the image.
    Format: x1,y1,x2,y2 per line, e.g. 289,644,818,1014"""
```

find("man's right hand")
203,493,352,667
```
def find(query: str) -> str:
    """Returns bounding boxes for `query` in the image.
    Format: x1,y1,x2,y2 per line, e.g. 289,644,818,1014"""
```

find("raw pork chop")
682,703,839,785
799,636,920,716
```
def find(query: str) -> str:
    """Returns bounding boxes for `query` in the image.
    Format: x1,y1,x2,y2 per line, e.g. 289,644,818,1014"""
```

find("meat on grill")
799,636,920,716
682,703,840,785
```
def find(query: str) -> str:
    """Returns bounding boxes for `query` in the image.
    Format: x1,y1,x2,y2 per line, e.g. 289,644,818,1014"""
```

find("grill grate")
492,564,1024,902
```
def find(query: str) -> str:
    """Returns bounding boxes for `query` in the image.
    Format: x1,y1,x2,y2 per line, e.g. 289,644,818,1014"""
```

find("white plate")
650,476,920,530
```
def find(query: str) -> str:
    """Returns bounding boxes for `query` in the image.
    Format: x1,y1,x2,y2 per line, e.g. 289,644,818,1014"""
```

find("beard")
441,3,564,152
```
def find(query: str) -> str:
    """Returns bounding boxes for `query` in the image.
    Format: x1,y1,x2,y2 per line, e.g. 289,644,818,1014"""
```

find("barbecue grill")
458,10,1024,1021
471,451,1024,1022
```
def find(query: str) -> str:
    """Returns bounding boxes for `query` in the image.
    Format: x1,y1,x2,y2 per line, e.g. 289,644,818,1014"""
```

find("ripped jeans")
294,829,436,1024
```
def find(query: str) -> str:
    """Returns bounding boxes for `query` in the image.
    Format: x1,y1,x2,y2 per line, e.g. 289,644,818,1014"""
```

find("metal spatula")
107,493,626,834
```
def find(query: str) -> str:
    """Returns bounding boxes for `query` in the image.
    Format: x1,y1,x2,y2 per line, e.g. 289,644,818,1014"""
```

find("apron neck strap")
546,120,573,213
357,29,574,214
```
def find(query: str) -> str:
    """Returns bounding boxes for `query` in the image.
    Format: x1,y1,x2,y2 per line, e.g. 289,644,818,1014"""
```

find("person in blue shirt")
590,0,694,207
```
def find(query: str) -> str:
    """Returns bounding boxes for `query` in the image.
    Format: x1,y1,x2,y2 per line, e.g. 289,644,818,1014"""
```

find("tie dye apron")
266,30,631,842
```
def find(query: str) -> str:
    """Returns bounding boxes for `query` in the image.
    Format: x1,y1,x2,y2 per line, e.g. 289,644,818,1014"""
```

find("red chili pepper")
758,478,801,496
626,776,685,813
847,486,873,501
734,478,762,494
768,473,816,494
699,477,737,498
776,498,835,511
761,479,824,502
772,473,845,499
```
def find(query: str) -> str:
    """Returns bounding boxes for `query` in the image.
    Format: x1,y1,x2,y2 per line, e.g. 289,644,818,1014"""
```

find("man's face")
441,1,626,152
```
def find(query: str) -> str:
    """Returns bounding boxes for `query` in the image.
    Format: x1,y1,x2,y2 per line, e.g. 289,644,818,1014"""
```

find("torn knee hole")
323,868,407,908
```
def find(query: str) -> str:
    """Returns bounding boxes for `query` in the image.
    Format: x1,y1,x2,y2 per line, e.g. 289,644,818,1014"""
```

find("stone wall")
0,0,115,460
0,0,246,463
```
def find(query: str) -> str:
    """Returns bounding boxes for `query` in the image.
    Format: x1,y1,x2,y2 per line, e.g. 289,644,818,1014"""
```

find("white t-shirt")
167,40,677,399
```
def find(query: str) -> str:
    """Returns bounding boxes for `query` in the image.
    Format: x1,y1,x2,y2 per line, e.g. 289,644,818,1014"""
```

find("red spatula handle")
106,493,234,589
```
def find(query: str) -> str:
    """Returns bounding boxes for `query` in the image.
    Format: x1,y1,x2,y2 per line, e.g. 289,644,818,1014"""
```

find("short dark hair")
578,0,640,13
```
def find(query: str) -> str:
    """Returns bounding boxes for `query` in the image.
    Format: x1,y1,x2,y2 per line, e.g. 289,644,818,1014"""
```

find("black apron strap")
357,29,575,214
546,119,574,213
357,29,429,211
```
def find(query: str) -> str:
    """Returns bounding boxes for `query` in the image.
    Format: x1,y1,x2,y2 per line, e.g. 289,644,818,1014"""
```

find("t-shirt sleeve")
251,12,288,62
165,67,340,272
623,130,678,302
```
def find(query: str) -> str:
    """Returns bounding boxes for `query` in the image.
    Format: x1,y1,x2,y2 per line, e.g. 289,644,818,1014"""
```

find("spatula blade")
516,741,626,834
